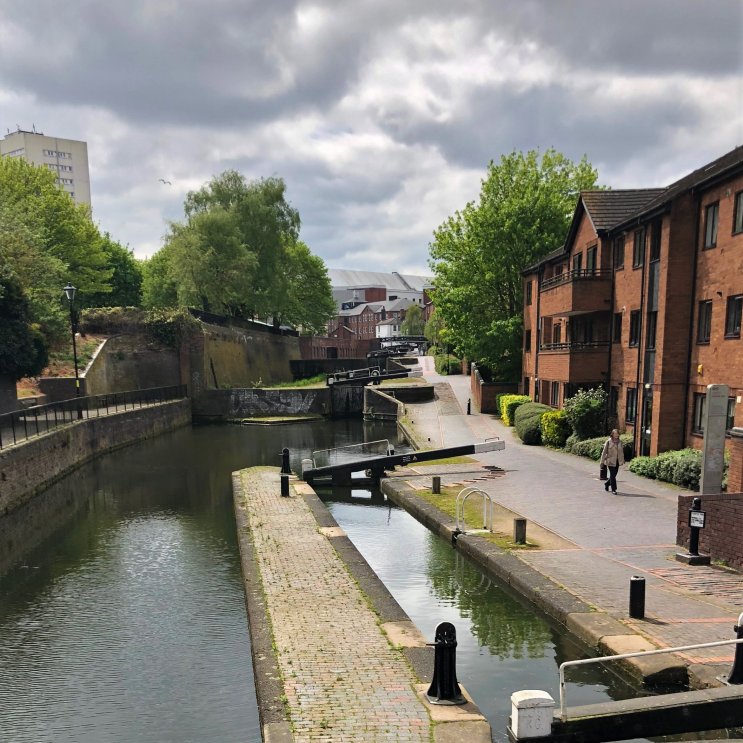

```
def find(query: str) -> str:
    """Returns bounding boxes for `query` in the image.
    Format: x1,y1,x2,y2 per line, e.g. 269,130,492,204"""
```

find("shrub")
514,402,551,445
541,410,572,448
568,433,634,461
434,353,461,375
500,394,531,426
629,448,703,490
563,387,607,440
627,455,657,479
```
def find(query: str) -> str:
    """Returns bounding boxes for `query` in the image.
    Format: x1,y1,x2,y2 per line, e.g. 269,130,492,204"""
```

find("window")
525,280,532,305
572,253,583,274
626,388,637,423
613,313,622,343
704,202,719,248
609,386,619,416
734,191,743,235
650,219,662,262
524,329,532,352
727,397,736,431
697,300,712,343
550,381,559,407
613,237,625,269
586,245,597,274
552,324,561,344
633,229,645,268
523,377,530,395
646,311,657,350
629,310,641,347
725,295,742,338
693,393,706,434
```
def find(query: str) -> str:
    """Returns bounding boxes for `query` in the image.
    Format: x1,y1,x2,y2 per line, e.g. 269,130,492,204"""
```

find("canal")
0,420,730,741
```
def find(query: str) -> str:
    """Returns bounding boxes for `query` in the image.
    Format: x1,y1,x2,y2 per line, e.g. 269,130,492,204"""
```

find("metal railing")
541,269,611,291
539,341,610,352
0,385,187,450
559,636,743,719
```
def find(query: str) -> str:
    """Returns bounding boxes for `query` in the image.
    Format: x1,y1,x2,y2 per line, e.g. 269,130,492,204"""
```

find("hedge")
514,402,552,445
500,394,531,426
628,448,704,490
565,433,634,462
541,409,572,448
434,353,462,375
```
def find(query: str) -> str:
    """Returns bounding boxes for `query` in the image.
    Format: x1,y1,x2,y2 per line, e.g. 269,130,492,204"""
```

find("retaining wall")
0,400,191,515
677,492,743,571
193,388,330,418
364,387,404,421
470,367,518,414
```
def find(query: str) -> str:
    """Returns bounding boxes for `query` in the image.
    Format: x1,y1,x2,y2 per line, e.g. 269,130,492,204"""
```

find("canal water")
0,420,733,742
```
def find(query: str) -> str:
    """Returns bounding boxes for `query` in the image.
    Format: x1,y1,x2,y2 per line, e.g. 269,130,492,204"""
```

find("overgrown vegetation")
81,306,201,347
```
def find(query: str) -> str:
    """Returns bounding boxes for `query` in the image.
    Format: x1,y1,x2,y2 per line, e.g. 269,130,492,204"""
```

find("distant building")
1,128,91,206
327,269,431,309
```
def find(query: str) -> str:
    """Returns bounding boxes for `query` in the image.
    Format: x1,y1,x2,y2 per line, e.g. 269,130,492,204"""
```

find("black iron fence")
0,385,187,450
540,269,611,291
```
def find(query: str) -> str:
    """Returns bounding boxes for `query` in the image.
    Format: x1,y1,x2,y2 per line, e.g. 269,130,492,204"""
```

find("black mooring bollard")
689,497,702,556
728,612,743,684
280,473,289,497
280,448,291,475
426,622,465,705
466,398,471,415
629,575,646,619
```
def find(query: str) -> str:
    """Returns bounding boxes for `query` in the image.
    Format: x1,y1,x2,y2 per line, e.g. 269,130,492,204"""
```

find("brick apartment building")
523,146,743,456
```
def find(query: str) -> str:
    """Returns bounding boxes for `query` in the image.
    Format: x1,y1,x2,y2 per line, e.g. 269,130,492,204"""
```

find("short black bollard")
727,612,743,684
432,476,441,494
280,448,291,475
513,518,527,545
280,473,289,497
426,622,465,705
629,575,646,619
466,398,471,415
689,497,702,556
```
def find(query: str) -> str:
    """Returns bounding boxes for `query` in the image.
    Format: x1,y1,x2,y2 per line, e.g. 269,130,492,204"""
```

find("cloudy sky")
1,1,741,276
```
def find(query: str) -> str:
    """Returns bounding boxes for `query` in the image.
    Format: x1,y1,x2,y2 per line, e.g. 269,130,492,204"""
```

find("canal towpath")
397,356,743,689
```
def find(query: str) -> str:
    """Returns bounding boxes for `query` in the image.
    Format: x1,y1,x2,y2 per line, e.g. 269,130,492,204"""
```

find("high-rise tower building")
1,128,91,206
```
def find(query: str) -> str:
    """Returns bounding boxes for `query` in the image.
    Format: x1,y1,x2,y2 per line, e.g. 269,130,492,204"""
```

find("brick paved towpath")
233,467,492,742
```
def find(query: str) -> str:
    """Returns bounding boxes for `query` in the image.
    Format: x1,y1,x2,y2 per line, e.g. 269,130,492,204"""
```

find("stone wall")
364,387,404,421
676,491,743,571
193,388,330,418
470,366,518,414
0,400,191,516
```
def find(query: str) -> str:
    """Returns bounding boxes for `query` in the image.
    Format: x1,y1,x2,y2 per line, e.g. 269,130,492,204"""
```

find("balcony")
539,270,611,318
538,341,609,382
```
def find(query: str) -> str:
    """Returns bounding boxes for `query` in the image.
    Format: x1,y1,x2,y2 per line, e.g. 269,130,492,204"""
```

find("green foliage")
628,448,704,491
514,402,551,445
401,304,425,336
80,306,200,348
500,394,531,426
81,234,143,308
563,387,607,440
567,434,634,461
0,266,48,379
141,249,179,309
540,409,572,448
429,149,599,380
435,353,461,375
424,308,446,348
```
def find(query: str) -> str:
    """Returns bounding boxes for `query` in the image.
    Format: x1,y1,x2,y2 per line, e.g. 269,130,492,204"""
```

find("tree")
0,265,48,380
400,304,424,336
81,234,143,308
141,248,179,309
424,308,447,349
429,149,599,380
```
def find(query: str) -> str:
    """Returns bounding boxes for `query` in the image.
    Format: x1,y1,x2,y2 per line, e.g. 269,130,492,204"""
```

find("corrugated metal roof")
327,269,432,292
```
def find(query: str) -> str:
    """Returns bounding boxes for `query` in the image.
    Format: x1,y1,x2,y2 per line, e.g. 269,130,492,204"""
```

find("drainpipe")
681,193,702,450
634,229,648,457
605,237,616,430
534,268,542,401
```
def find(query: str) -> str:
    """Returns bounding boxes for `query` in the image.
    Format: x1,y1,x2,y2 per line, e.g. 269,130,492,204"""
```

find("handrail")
541,269,611,290
455,486,494,533
559,636,743,719
0,385,187,450
540,341,610,352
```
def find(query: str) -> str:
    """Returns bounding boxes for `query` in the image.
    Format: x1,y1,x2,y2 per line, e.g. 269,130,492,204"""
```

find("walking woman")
600,429,625,494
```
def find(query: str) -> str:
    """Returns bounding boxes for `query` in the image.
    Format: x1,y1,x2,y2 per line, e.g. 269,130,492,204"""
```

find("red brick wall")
470,367,517,413
677,490,743,571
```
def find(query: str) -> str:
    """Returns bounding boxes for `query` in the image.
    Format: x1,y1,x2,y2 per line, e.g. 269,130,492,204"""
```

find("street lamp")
63,283,83,418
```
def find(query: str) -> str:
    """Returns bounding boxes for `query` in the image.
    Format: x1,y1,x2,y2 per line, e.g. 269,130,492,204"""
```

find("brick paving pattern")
239,469,430,742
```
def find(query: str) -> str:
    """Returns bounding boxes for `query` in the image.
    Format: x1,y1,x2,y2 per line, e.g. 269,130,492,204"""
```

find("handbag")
599,464,607,480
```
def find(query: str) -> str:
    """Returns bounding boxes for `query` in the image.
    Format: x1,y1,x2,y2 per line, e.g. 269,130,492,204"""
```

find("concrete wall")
364,387,404,421
677,491,743,571
194,388,330,418
0,400,191,516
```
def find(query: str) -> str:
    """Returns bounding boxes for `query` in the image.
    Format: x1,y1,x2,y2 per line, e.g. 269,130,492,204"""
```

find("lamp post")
63,283,83,419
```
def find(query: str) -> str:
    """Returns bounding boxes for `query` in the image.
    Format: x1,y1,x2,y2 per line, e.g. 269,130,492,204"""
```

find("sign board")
700,384,729,495
689,510,706,529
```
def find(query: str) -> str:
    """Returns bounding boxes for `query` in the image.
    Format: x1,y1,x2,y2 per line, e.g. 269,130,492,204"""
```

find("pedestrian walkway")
400,357,743,682
235,468,432,742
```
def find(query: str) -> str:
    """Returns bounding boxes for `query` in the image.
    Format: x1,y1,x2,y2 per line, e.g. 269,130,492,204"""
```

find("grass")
417,485,537,550
413,455,476,465
264,375,327,388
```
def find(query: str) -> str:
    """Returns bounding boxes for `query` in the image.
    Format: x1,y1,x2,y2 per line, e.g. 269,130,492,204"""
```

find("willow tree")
429,149,599,380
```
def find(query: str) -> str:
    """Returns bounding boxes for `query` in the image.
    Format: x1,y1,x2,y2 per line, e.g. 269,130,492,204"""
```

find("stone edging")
380,477,692,690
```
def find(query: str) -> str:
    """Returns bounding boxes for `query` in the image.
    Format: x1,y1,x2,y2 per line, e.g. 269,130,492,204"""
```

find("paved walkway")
401,358,743,677
237,468,432,742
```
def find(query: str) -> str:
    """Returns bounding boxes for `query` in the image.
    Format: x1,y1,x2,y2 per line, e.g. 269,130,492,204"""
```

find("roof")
581,189,666,232
327,269,432,293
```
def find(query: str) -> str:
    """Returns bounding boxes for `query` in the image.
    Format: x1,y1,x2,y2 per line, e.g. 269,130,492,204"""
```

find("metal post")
727,612,743,684
514,518,527,545
281,448,291,474
629,575,646,619
466,398,471,415
280,473,289,497
426,622,465,705
689,497,702,556
432,476,441,494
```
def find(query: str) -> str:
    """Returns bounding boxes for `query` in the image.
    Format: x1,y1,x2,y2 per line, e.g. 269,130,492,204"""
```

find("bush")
434,353,461,375
563,387,607,440
568,433,634,461
627,455,656,479
500,394,531,426
514,402,551,445
629,448,703,490
541,410,572,448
